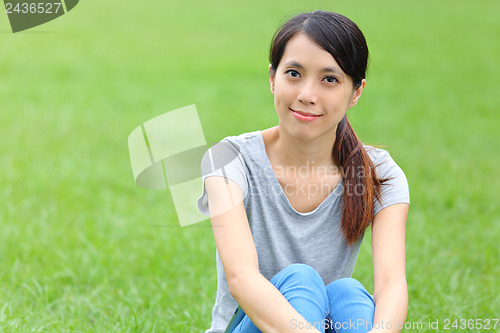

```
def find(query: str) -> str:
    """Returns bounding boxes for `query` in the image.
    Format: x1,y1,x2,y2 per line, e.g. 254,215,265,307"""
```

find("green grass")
1,0,499,331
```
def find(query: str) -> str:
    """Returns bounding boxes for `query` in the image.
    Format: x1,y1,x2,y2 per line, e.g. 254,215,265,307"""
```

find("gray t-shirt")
197,130,410,333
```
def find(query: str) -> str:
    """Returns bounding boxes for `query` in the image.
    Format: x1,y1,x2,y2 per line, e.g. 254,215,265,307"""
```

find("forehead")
280,32,343,73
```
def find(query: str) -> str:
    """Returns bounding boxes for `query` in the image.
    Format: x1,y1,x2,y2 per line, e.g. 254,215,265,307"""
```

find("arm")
205,176,321,333
369,203,409,333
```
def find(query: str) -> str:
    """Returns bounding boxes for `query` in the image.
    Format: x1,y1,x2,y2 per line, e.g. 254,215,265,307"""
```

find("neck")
272,125,339,175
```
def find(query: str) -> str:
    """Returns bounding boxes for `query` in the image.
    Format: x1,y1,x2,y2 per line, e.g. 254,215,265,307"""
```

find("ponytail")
333,116,385,245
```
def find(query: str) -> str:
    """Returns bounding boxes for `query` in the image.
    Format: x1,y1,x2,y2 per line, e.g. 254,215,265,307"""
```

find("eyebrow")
284,61,340,73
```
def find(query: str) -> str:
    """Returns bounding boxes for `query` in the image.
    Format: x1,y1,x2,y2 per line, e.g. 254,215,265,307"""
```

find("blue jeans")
231,263,375,333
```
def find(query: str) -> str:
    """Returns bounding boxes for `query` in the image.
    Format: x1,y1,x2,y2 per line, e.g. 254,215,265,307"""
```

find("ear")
269,64,275,94
349,79,366,108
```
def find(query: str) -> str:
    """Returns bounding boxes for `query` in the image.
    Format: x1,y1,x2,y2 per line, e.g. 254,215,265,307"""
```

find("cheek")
327,91,353,111
274,80,294,107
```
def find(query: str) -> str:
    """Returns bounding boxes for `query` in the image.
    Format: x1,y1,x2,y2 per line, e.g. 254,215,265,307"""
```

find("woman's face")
270,32,365,141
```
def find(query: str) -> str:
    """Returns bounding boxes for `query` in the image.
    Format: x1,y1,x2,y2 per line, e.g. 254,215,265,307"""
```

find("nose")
297,80,318,105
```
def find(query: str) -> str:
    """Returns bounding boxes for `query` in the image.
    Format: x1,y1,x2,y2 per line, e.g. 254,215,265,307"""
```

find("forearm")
229,271,321,333
371,279,408,333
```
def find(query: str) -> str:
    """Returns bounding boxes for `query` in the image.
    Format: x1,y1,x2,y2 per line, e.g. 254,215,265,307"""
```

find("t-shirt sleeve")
366,147,410,216
196,139,248,216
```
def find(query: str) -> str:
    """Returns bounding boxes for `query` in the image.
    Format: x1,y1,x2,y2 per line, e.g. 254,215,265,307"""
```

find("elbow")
227,276,242,299
374,276,408,303
375,272,407,292
227,268,260,300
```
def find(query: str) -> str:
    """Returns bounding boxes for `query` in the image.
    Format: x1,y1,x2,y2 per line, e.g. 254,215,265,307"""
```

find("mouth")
289,108,322,121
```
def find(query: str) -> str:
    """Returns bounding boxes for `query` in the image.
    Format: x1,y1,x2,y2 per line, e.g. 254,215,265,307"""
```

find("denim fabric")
231,264,374,333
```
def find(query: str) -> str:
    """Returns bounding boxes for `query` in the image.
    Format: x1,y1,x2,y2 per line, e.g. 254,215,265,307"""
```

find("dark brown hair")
269,11,386,245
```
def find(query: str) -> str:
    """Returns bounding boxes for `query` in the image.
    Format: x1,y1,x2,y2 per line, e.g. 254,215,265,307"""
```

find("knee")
271,263,325,290
272,263,323,284
328,277,363,290
283,263,319,278
271,263,329,314
326,278,373,304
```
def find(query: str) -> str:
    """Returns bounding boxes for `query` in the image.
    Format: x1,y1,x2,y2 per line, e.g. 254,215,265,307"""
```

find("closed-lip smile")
289,108,322,117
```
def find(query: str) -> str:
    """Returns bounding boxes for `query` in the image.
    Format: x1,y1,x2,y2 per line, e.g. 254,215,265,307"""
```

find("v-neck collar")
255,130,343,216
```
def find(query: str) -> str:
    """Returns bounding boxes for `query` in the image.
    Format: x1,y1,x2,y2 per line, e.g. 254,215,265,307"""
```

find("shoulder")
363,145,411,214
209,130,260,152
200,130,260,176
363,145,400,168
362,145,406,180
363,145,392,165
203,130,261,164
198,132,257,214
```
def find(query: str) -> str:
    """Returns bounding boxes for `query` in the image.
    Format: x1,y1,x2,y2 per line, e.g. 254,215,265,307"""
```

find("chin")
280,122,317,141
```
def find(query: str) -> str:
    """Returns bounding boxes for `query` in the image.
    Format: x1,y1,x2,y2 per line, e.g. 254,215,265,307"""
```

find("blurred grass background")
0,0,499,332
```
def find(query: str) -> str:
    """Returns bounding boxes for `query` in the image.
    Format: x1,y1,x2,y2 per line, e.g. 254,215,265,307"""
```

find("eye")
284,69,300,78
323,76,338,84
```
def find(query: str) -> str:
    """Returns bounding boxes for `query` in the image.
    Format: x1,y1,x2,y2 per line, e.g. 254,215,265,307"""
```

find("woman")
198,10,410,333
